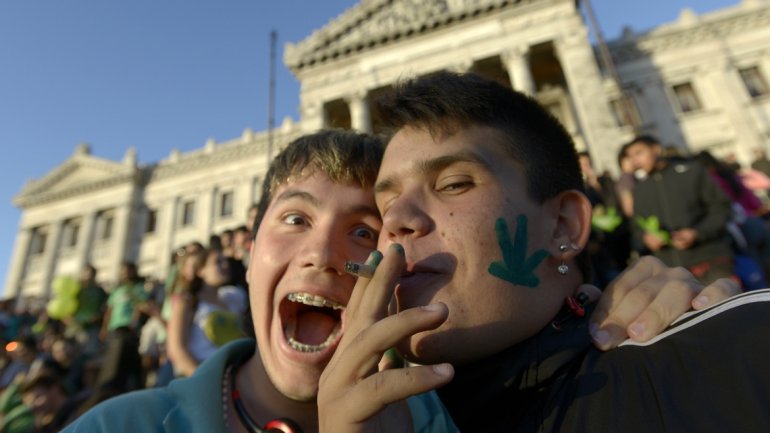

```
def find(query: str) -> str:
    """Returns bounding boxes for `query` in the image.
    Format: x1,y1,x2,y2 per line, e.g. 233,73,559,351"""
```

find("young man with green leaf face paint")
318,72,766,433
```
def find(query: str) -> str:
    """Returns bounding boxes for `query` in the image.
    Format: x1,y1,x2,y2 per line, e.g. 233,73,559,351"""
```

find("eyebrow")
374,150,491,194
273,188,381,219
273,189,319,207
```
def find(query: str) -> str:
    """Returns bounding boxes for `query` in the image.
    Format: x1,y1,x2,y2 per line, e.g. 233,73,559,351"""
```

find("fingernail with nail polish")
391,243,405,256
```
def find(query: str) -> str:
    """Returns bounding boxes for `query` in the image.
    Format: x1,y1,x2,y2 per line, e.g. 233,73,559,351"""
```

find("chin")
272,374,320,402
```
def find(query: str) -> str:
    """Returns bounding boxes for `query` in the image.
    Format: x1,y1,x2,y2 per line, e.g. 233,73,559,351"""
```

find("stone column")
41,220,64,298
200,187,215,237
111,203,133,275
159,197,179,272
76,211,97,270
348,91,372,133
3,227,33,298
554,26,623,174
502,46,536,96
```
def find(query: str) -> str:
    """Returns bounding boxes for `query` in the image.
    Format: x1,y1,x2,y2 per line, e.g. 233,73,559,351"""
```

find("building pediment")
285,0,535,72
14,151,137,208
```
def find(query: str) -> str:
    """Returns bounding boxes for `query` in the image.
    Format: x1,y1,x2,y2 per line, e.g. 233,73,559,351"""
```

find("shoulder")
570,290,770,431
62,389,174,433
620,289,770,350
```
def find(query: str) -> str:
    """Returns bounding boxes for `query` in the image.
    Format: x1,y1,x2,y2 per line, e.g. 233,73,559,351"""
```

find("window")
739,66,769,99
29,227,48,255
97,210,114,240
672,82,702,113
181,200,195,227
62,219,80,249
220,191,234,218
145,208,157,234
609,96,641,128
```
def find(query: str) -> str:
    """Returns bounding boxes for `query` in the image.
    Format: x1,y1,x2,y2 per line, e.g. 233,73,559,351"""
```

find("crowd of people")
0,224,254,432
581,135,770,291
0,70,767,433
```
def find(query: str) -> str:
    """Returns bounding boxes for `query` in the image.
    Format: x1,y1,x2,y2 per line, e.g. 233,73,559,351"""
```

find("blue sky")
0,0,739,294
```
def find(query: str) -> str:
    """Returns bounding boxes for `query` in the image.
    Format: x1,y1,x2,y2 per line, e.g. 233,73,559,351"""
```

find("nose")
381,191,433,246
298,224,346,275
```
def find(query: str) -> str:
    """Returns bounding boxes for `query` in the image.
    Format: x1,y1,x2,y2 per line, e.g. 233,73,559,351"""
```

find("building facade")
5,0,770,299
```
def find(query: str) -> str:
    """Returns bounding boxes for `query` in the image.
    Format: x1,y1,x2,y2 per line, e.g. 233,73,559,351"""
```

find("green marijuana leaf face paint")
488,215,549,287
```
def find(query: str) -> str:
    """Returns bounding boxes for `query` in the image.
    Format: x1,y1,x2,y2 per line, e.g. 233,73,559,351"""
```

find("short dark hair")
375,71,583,203
628,134,660,147
20,373,65,395
252,129,385,236
376,71,592,282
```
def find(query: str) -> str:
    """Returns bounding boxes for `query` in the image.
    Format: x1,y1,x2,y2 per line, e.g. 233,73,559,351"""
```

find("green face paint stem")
487,215,550,287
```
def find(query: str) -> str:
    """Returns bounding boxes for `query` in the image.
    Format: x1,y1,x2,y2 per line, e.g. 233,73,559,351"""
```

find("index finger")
591,256,670,326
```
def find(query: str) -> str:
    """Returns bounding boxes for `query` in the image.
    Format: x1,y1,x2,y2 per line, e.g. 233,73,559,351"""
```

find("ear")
549,189,592,259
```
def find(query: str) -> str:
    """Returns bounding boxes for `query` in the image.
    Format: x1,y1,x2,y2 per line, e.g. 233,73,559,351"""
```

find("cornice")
14,172,139,208
608,4,770,64
285,0,544,72
149,128,301,182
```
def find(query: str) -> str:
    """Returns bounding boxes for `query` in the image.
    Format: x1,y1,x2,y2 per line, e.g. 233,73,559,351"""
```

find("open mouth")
282,292,344,353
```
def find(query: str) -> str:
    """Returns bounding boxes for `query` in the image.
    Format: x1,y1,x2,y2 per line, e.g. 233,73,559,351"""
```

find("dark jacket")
631,159,733,268
438,290,770,433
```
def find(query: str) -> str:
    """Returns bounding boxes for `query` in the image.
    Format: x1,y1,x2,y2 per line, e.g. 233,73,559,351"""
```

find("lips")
280,292,344,353
395,263,448,311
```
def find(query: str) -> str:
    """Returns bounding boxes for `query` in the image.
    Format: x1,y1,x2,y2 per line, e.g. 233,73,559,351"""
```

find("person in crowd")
696,150,770,287
154,242,205,387
220,229,235,259
84,262,146,409
62,127,739,433
232,225,252,268
224,228,248,289
136,278,167,387
166,248,247,378
246,203,260,233
624,136,736,285
64,265,106,358
0,336,38,392
19,371,92,433
614,149,637,218
577,151,631,286
317,71,767,433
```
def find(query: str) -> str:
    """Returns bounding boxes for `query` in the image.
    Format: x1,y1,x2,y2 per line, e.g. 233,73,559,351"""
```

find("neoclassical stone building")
5,0,770,299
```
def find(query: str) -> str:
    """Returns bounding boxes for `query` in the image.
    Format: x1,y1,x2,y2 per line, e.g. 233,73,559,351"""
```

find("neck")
439,302,594,432
235,352,318,433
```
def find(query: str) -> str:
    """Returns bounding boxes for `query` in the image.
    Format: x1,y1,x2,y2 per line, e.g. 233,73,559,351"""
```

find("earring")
558,244,569,275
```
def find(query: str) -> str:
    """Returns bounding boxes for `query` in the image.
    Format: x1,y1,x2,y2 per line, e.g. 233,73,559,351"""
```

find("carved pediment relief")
14,154,137,208
285,0,528,71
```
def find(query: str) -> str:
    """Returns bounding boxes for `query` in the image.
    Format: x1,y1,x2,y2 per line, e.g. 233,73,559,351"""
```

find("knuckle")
638,255,663,269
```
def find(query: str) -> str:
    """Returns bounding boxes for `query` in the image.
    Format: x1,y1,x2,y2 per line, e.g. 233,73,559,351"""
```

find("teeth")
287,292,345,310
287,329,341,353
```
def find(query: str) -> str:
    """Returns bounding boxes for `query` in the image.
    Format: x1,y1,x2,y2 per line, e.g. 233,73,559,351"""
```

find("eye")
436,176,474,193
282,213,307,226
352,226,378,240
